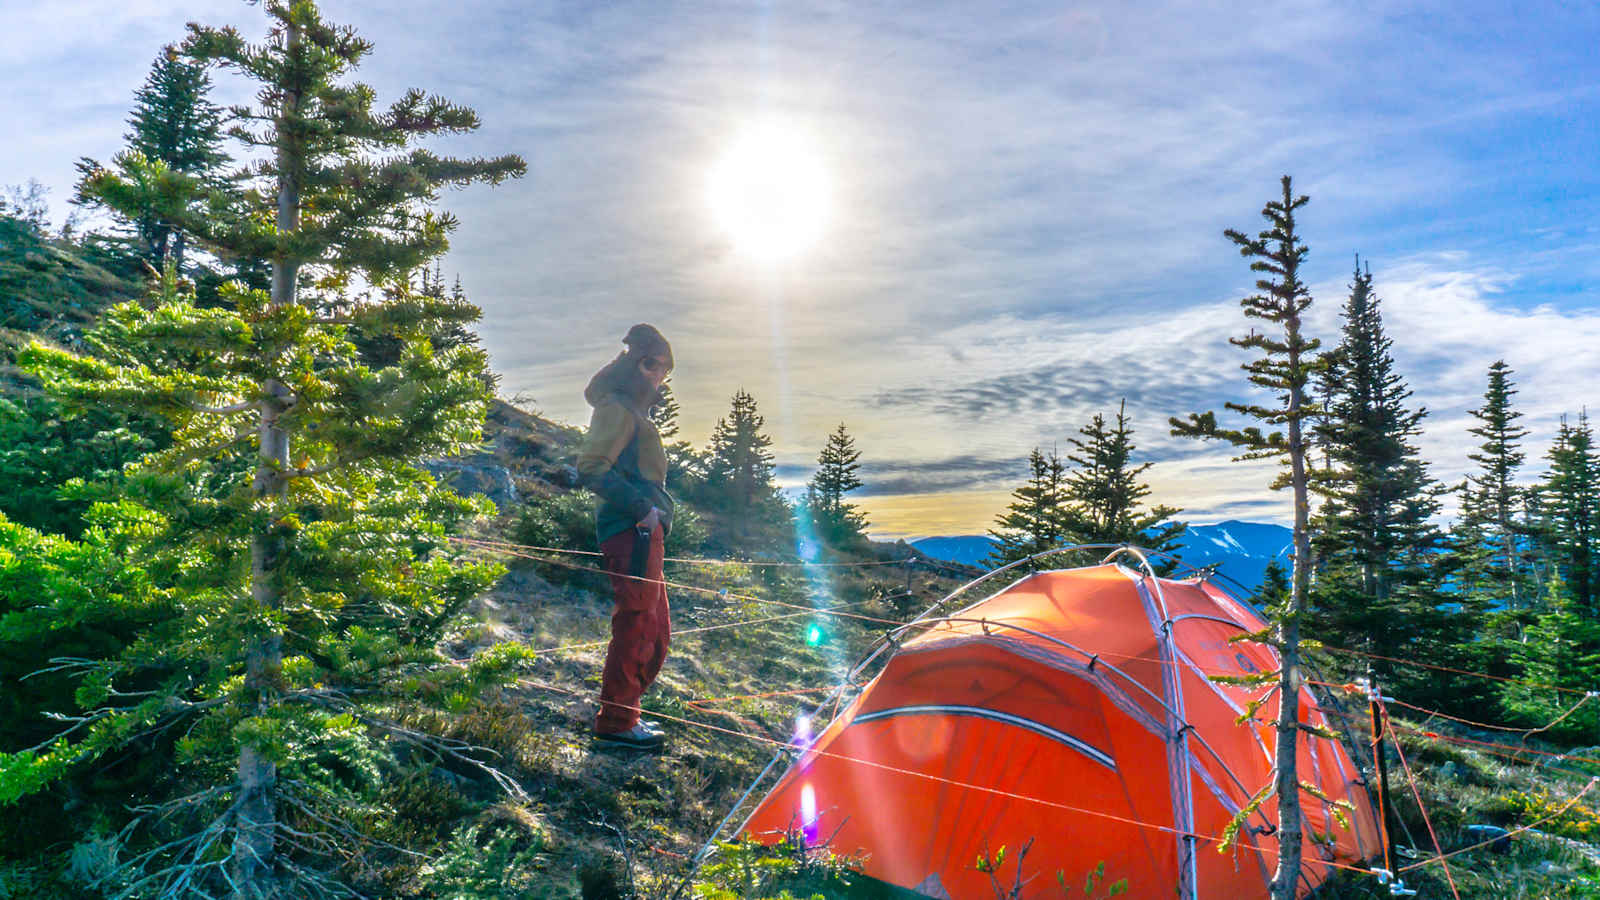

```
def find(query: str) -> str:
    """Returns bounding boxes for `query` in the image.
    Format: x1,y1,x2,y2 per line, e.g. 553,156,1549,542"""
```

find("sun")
707,123,830,262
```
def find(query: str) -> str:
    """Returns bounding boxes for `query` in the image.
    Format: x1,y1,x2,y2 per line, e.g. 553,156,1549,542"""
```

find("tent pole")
1368,673,1397,879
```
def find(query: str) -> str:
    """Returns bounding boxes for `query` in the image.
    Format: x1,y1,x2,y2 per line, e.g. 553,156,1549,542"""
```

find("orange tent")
737,558,1380,899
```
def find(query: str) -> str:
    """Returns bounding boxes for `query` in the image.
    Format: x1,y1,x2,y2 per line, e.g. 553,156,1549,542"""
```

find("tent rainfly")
737,558,1380,899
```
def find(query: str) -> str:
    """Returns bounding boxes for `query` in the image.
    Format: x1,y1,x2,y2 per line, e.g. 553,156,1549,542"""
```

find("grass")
419,523,1600,898
417,409,1600,898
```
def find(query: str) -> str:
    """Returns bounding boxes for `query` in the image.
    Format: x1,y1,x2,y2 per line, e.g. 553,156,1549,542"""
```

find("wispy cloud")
6,0,1598,537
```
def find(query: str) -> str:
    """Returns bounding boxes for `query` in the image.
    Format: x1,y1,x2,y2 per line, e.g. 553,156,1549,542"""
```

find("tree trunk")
233,18,300,899
1502,507,1520,610
1271,321,1309,900
171,228,188,274
235,383,290,896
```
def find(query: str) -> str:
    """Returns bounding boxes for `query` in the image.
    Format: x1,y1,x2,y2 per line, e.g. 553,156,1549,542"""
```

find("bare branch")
191,399,257,415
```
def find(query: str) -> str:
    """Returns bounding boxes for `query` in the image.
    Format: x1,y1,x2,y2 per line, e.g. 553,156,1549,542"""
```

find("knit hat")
583,324,674,407
622,323,672,371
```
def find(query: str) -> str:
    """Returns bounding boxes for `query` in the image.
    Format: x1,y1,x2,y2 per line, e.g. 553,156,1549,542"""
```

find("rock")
1463,824,1511,853
1439,761,1462,782
423,458,518,510
494,566,553,597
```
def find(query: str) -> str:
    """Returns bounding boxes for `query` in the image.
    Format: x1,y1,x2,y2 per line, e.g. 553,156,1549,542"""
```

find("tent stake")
1367,673,1402,893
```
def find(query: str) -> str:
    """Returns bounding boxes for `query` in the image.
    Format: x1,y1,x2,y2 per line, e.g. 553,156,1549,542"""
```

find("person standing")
577,324,676,750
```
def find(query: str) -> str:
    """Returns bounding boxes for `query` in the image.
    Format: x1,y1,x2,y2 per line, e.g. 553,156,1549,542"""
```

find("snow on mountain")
1173,521,1292,593
908,535,1000,567
910,520,1292,594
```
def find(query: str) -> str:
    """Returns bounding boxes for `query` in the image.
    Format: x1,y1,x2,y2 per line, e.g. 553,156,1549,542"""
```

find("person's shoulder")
589,396,639,428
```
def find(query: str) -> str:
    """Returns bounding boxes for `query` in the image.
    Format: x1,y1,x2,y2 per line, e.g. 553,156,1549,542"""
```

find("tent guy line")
449,534,912,568
1388,693,1598,738
460,539,1599,714
513,677,1385,883
1383,703,1463,900
482,537,1583,892
461,533,1599,704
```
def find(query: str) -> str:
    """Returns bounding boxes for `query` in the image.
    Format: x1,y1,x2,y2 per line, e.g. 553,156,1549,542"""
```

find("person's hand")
637,507,662,531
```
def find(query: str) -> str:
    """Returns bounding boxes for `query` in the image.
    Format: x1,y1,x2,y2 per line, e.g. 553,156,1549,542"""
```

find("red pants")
595,526,671,733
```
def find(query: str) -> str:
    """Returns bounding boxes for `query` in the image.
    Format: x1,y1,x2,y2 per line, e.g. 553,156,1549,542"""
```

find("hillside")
424,405,977,897
428,410,1600,899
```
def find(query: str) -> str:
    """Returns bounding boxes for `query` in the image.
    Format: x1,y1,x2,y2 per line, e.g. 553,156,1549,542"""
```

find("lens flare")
794,713,813,748
800,782,819,844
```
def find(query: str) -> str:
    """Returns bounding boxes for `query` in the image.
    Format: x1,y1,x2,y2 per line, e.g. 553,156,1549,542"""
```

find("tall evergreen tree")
1308,258,1451,683
1456,361,1535,608
987,448,1070,566
648,381,705,492
11,3,526,897
1171,176,1320,900
805,423,868,546
1538,413,1600,613
75,47,228,272
701,389,790,549
1502,574,1600,741
650,380,681,439
1062,399,1185,567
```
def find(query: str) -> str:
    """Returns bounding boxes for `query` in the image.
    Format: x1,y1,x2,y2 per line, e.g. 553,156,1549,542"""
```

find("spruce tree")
805,423,868,546
74,47,228,271
1308,258,1451,689
1170,176,1320,900
11,3,526,896
1310,258,1440,583
1458,361,1534,608
1539,413,1600,613
987,448,1070,566
649,382,707,492
1062,399,1185,567
701,389,790,549
1254,559,1291,610
650,380,681,439
1502,574,1600,741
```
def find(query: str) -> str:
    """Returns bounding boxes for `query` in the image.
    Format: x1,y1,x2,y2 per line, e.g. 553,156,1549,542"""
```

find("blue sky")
5,0,1598,537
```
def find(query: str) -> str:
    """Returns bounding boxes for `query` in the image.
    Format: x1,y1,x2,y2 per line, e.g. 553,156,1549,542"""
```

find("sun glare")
708,124,830,262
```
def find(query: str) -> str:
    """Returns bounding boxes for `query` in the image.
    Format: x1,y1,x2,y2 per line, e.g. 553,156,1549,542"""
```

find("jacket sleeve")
577,402,655,523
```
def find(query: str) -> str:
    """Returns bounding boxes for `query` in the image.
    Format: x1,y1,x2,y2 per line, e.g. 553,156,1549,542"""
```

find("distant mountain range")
910,520,1292,594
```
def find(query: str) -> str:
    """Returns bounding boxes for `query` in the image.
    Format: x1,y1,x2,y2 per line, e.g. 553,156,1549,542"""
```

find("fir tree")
1502,574,1600,741
805,423,869,546
1538,413,1600,613
650,380,708,491
651,380,681,439
12,3,526,896
1308,258,1451,690
1171,176,1320,900
701,389,791,549
74,47,228,272
1254,559,1291,610
1312,259,1443,589
1465,360,1536,605
1062,399,1185,567
988,448,1070,566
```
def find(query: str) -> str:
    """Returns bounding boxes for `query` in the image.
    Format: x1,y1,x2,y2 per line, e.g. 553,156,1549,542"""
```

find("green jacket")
577,394,674,544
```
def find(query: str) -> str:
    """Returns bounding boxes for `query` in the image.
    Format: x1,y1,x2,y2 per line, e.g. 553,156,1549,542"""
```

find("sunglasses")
640,356,670,373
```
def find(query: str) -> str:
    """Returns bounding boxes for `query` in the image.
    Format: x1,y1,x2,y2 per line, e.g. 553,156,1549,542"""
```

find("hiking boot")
595,722,667,751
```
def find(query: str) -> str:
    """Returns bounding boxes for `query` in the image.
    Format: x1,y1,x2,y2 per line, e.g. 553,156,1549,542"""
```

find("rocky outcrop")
423,457,518,510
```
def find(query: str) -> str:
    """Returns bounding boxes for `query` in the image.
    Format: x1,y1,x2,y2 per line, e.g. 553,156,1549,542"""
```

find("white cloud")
6,0,1598,536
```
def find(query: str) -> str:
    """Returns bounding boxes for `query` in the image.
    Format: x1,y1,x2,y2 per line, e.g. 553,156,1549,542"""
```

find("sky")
5,0,1598,539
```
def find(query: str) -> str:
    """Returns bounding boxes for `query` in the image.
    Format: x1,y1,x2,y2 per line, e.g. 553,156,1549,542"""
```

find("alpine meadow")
4,2,1600,899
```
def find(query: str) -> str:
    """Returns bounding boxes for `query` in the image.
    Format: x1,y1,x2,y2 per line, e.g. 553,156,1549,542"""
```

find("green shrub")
416,820,551,899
